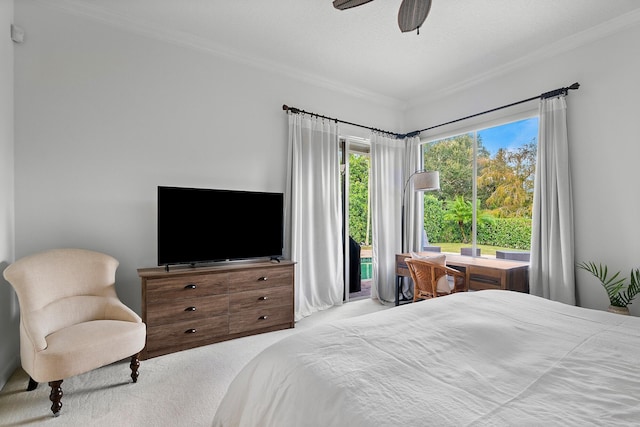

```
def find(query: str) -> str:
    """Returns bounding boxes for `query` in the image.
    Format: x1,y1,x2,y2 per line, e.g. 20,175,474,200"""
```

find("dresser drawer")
229,286,292,313
146,315,229,354
146,294,229,326
146,273,229,303
229,306,293,335
468,266,505,290
227,266,293,293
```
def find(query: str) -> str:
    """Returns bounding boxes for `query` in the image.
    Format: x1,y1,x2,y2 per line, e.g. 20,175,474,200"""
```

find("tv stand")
138,260,295,359
270,256,281,263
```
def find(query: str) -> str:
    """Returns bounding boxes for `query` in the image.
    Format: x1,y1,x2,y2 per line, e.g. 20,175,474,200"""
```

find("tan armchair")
2,248,146,417
405,257,467,301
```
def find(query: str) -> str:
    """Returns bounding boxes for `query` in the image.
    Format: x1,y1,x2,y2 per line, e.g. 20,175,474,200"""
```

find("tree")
348,153,371,245
478,141,536,217
423,134,490,203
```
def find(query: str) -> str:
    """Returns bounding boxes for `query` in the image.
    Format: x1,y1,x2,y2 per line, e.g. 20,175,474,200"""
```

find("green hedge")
477,218,531,250
424,196,531,249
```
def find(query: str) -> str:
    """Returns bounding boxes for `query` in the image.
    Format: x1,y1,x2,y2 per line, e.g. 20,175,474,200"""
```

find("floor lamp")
401,170,440,253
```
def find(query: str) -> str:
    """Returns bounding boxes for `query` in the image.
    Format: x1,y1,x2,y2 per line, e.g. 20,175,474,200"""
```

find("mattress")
213,290,640,426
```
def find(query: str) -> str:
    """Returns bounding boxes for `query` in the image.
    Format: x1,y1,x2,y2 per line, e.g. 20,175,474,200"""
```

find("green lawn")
436,242,530,256
360,243,530,257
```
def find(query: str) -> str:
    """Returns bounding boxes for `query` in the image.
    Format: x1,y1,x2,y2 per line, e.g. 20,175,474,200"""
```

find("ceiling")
53,0,640,107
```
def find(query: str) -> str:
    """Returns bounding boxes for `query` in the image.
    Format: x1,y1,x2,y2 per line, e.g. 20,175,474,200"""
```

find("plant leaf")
577,261,626,306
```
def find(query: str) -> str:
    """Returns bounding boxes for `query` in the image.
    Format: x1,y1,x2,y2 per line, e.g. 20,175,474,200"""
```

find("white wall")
12,1,402,316
406,22,640,314
0,0,18,389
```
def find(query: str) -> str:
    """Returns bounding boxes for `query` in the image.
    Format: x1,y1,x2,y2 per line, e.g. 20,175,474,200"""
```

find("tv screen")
157,186,284,266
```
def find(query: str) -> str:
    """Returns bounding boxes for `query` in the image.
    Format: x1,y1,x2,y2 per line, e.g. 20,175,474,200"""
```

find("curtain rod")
405,82,581,137
282,82,580,140
281,104,403,138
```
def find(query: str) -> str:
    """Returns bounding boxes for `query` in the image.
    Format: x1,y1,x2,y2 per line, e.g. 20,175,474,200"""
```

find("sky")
477,117,539,156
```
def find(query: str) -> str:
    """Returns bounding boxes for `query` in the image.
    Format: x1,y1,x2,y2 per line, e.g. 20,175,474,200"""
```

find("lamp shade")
412,171,440,191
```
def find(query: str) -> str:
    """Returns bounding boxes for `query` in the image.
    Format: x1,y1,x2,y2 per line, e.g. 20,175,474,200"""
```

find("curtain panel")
370,133,405,304
404,136,425,253
285,114,344,320
530,96,576,305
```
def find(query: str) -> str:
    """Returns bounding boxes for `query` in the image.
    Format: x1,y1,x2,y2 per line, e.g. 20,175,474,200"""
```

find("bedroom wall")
11,1,402,318
7,3,639,385
0,0,18,389
405,19,640,314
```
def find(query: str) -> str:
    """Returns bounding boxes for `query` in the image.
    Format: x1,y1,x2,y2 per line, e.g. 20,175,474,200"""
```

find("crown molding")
34,0,405,111
406,8,640,109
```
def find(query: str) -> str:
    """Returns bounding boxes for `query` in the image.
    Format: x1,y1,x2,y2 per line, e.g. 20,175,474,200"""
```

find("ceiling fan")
333,0,433,34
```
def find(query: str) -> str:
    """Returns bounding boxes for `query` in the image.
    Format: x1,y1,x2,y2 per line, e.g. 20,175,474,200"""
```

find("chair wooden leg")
27,376,38,391
130,353,140,383
48,380,63,417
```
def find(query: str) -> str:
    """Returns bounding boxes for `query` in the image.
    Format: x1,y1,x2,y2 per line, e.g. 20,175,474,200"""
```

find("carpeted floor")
0,298,389,427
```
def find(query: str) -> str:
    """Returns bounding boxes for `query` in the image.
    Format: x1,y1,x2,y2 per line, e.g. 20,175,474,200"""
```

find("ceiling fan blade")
398,0,432,32
333,0,374,10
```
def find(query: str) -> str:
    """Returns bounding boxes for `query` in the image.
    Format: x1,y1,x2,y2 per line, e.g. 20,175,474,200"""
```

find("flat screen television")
157,186,284,267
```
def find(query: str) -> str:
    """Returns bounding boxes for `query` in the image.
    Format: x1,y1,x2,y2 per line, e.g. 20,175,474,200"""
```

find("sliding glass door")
340,137,372,301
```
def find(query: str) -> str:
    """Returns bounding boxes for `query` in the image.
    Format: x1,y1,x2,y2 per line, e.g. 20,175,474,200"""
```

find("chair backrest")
3,248,119,315
405,257,466,300
405,258,446,298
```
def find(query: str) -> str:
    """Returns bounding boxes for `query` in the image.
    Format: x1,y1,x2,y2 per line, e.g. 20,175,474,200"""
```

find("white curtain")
370,132,405,304
530,95,576,305
285,113,344,320
404,136,425,253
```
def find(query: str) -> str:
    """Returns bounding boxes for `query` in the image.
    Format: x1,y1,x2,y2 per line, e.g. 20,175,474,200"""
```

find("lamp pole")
401,170,440,254
398,170,439,304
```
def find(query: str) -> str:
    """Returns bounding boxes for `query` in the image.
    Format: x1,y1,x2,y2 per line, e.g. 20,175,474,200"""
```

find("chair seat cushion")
29,320,146,382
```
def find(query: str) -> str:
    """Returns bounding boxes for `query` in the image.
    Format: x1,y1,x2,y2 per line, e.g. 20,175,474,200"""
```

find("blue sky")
477,117,539,156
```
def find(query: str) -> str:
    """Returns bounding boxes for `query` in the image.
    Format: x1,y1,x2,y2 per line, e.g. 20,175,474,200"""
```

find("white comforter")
213,290,640,427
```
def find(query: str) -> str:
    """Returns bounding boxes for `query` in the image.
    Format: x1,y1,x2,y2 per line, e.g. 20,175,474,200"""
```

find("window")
422,117,539,258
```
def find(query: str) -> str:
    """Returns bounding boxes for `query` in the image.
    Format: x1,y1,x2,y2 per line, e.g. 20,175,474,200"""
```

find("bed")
212,290,640,427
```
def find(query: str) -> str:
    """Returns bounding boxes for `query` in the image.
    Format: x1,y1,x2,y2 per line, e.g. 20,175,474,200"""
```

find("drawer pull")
184,284,197,290
258,276,268,281
185,328,197,334
258,315,268,320
185,306,197,312
258,296,269,301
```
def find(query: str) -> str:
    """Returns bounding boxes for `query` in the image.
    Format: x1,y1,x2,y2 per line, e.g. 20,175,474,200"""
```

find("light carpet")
0,298,389,426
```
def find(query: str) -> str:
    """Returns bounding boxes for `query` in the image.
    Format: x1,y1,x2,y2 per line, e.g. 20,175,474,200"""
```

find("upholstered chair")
2,248,146,417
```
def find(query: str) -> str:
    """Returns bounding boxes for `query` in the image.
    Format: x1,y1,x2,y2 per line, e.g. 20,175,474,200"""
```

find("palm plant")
443,196,493,243
577,262,640,308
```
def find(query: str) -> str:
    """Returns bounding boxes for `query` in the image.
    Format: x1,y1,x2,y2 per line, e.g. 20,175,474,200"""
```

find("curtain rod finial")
283,104,301,114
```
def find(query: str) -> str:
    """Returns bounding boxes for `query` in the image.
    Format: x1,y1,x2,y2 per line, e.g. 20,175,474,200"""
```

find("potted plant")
577,261,640,315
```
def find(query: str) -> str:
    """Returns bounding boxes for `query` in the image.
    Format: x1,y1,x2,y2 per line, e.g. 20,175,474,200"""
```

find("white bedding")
212,290,640,427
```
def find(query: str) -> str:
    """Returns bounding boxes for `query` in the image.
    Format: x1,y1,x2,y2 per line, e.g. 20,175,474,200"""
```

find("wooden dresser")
138,260,295,359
